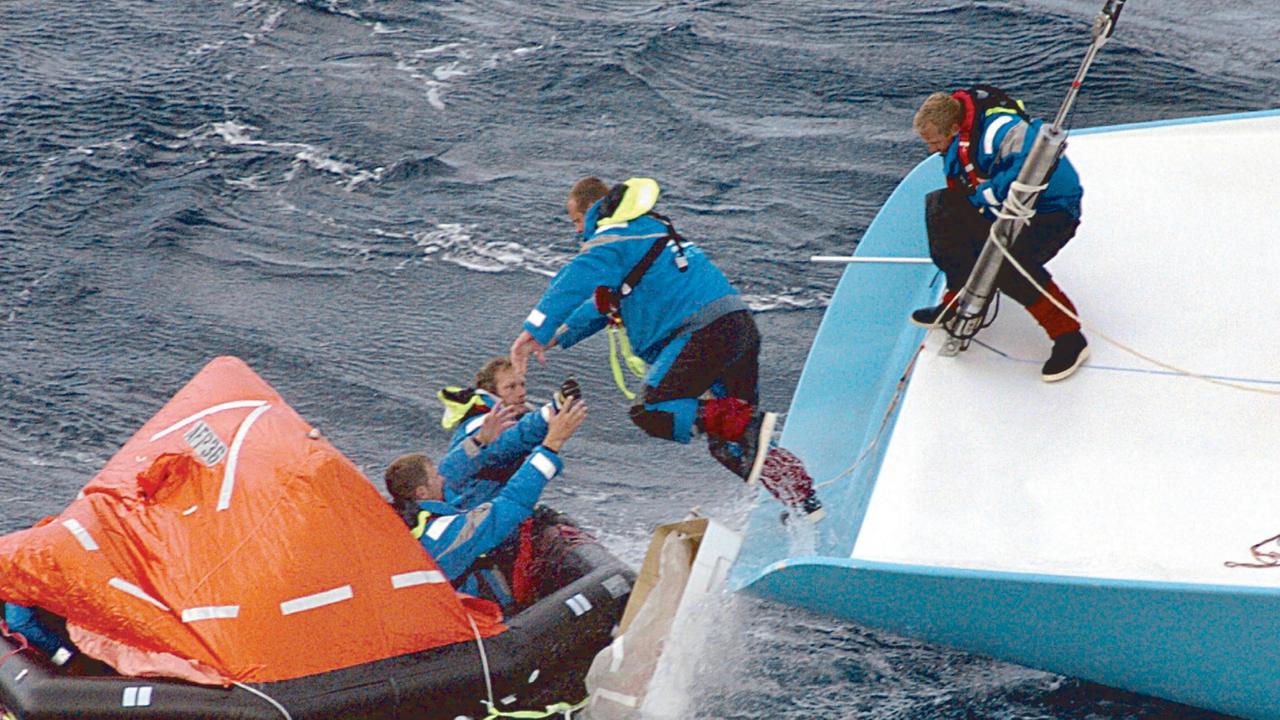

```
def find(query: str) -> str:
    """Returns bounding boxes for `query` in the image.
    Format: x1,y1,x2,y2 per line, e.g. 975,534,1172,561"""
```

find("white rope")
465,611,498,714
951,180,1047,314
986,215,1280,397
932,179,1280,397
234,681,293,720
991,180,1048,227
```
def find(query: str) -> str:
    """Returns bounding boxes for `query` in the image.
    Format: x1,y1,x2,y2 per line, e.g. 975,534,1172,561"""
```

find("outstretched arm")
510,330,547,377
513,245,629,373
437,403,520,487
425,398,588,580
554,298,609,351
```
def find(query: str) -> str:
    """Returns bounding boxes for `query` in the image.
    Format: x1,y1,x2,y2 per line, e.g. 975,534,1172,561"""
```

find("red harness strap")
951,89,983,190
509,518,537,605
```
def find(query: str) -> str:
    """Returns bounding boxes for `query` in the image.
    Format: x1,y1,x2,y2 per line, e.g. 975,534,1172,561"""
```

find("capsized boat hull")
732,109,1280,720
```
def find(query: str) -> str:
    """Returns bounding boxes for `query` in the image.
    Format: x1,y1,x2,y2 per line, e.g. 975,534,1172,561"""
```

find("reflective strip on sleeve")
280,585,353,616
983,114,1016,156
982,187,1000,207
391,570,448,588
609,636,625,672
530,452,557,480
425,514,457,541
526,309,546,328
595,688,638,708
62,519,99,551
463,415,486,435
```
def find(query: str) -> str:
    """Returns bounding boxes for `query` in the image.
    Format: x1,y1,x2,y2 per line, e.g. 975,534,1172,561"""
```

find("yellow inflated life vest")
595,177,660,226
437,386,489,431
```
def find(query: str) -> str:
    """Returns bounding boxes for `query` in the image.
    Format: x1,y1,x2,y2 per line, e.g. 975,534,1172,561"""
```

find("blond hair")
913,92,963,134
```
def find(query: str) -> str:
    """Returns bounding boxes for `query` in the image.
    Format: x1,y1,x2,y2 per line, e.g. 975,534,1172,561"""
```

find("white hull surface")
731,110,1280,720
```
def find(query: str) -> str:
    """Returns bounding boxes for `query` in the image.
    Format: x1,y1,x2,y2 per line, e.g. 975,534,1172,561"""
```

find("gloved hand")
552,377,582,411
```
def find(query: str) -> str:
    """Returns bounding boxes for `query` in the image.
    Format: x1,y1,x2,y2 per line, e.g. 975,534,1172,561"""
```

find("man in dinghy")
1,603,107,675
385,397,588,611
436,357,582,510
910,87,1089,381
509,176,824,522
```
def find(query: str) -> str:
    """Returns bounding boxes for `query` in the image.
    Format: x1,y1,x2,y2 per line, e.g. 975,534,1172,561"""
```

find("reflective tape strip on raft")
279,585,353,615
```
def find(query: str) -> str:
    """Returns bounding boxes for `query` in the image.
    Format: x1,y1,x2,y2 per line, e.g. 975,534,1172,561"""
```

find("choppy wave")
2,1,1276,718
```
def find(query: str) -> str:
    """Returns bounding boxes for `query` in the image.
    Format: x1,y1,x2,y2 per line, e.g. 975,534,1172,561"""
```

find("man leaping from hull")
509,176,824,522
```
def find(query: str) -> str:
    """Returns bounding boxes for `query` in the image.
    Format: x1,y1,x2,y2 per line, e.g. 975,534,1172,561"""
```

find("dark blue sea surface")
2,1,1276,717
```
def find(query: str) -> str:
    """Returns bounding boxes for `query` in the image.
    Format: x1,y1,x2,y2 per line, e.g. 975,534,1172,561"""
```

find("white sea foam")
742,289,831,311
432,61,467,82
416,42,465,57
392,39,545,110
414,224,570,277
223,173,270,190
397,223,828,308
210,121,380,186
292,148,357,177
189,40,228,56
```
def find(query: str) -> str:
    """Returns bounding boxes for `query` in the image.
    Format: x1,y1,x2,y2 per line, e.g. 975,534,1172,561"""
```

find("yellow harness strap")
482,698,587,719
606,322,648,400
410,510,432,540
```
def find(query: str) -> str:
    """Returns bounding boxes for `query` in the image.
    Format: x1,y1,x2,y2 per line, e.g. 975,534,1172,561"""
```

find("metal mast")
941,0,1127,356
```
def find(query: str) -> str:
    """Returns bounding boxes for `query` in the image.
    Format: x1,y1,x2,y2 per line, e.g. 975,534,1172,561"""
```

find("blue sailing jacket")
3,603,74,663
944,116,1083,218
522,199,741,363
415,445,562,602
438,400,551,510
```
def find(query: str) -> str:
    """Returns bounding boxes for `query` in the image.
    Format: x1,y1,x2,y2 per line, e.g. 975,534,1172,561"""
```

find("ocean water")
2,1,1277,717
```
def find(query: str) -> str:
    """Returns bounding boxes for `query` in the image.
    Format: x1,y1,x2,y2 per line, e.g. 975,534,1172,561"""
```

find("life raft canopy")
0,356,504,686
596,177,660,226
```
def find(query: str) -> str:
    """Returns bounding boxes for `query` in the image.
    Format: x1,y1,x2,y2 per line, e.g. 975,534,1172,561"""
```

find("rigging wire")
984,208,1280,397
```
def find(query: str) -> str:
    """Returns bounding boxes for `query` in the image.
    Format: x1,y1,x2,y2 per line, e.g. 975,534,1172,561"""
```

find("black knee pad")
629,404,675,440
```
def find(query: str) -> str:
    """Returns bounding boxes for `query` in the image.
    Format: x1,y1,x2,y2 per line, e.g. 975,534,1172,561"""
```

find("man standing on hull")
510,176,824,522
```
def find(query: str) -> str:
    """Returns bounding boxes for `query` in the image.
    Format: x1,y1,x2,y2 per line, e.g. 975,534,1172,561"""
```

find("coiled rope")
1224,533,1280,569
465,611,587,719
